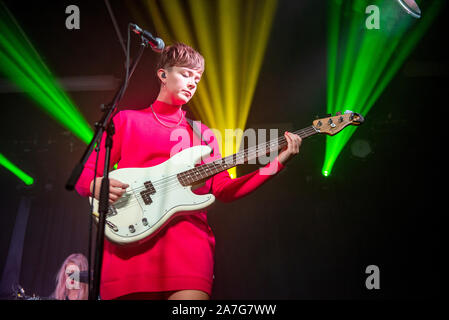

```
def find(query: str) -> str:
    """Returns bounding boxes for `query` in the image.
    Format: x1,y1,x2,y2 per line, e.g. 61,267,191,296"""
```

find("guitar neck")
178,125,317,186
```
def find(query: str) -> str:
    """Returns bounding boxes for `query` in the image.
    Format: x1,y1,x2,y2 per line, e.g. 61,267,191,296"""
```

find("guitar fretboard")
177,125,317,186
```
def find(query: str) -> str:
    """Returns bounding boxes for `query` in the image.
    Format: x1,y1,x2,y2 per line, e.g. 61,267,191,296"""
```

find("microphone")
130,23,165,52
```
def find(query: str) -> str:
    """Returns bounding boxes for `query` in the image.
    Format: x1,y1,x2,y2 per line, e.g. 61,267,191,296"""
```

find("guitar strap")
186,118,211,148
185,118,215,192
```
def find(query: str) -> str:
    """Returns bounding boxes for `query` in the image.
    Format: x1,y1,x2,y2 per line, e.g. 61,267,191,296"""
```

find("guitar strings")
107,127,317,208
118,127,315,194
104,127,317,210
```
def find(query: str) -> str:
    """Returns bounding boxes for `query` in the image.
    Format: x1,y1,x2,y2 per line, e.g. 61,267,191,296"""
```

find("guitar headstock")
312,111,364,136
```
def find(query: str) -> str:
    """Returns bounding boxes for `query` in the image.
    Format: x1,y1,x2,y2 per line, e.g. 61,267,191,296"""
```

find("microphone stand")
65,35,150,300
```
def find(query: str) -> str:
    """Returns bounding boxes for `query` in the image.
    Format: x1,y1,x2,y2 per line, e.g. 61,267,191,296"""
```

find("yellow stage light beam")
128,0,278,178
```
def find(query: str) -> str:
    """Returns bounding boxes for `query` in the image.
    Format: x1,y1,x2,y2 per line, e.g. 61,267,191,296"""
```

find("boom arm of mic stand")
65,40,148,191
64,39,149,300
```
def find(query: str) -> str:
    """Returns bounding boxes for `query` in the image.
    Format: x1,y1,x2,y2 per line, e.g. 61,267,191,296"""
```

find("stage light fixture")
396,0,422,18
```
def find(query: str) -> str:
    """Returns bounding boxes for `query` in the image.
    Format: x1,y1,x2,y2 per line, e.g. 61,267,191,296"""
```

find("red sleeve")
210,157,285,203
75,112,123,197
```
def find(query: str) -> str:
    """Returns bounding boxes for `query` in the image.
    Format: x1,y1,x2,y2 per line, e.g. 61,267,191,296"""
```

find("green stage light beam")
0,153,34,185
324,0,442,177
0,3,93,144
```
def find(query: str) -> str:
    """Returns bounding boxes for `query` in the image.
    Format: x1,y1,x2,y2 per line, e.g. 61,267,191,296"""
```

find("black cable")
88,141,101,299
87,24,132,300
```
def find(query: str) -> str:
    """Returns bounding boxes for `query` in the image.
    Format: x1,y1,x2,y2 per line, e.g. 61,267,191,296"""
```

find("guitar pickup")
140,189,153,205
144,181,156,194
140,181,156,205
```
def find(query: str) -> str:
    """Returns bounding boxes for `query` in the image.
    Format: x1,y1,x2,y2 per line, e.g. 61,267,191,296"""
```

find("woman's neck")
156,89,183,107
152,99,183,116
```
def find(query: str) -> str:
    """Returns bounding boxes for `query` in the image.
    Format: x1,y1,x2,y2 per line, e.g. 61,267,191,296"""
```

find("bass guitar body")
89,111,364,245
90,145,215,245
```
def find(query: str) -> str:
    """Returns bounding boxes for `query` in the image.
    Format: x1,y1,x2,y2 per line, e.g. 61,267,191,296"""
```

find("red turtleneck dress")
75,100,285,299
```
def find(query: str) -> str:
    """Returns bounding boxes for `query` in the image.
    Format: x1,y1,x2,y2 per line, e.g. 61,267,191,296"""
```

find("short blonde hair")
156,42,204,73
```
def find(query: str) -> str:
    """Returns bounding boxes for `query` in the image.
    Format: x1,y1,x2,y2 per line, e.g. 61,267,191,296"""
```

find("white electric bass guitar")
90,112,364,245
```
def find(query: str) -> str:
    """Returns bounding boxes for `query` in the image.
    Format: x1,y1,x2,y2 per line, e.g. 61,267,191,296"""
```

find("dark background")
0,0,446,299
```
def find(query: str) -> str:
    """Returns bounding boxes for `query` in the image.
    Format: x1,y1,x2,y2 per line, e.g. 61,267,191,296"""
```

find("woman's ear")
157,69,167,83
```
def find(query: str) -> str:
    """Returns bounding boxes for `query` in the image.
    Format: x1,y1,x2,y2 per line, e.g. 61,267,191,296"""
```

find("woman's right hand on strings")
89,177,129,204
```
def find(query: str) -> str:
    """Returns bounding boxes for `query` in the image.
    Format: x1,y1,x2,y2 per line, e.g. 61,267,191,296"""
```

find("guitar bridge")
107,205,117,217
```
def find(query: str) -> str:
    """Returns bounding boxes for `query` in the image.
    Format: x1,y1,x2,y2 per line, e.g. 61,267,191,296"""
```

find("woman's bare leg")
167,290,210,300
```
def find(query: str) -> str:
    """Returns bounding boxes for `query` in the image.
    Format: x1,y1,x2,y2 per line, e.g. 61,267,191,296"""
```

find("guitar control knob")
129,225,136,233
142,218,148,226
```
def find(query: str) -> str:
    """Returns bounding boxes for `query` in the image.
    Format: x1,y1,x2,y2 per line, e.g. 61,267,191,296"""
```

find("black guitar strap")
186,119,214,191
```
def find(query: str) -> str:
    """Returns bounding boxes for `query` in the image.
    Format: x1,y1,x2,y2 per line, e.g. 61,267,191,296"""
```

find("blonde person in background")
51,253,88,300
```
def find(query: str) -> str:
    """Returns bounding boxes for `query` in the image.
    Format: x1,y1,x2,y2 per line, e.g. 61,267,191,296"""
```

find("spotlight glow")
0,153,34,185
324,0,442,176
130,0,278,178
0,3,93,144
